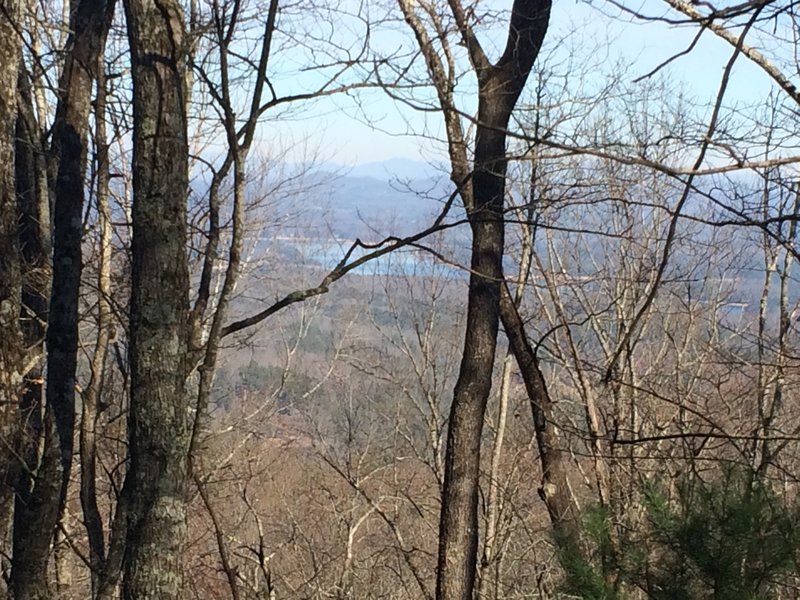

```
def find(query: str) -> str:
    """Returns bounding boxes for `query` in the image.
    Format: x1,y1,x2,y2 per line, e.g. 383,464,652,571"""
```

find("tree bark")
0,0,24,590
10,64,58,600
10,1,116,596
498,284,581,556
435,3,551,598
121,0,191,596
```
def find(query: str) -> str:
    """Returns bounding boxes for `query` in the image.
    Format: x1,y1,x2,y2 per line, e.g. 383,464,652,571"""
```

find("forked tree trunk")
121,0,191,596
435,3,551,598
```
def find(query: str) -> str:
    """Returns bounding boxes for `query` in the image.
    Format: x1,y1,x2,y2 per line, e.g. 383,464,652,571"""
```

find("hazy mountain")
300,166,458,239
344,158,448,182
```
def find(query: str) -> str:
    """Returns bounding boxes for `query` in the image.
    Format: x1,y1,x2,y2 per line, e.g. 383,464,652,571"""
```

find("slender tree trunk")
10,2,116,596
437,117,508,600
498,284,581,556
121,0,191,596
435,4,551,598
80,51,113,596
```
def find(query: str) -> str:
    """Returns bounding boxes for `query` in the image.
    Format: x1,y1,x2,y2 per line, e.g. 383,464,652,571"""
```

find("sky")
253,0,787,168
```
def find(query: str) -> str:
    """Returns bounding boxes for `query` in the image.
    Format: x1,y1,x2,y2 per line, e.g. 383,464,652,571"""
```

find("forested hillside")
1,0,800,598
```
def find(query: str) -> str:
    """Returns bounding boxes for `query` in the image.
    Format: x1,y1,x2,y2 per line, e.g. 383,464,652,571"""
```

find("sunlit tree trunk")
79,49,114,597
431,3,552,598
0,0,24,590
121,0,191,596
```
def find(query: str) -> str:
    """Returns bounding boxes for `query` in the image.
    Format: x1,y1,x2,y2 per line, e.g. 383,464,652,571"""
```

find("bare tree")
9,1,116,596
121,0,192,595
390,1,552,596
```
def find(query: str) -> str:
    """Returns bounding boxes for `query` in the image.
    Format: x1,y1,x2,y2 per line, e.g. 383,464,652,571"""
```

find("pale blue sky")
256,0,784,167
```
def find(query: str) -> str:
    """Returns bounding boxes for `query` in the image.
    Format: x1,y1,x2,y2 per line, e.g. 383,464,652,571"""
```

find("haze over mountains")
237,157,775,319
243,158,466,276
314,159,455,239
343,158,448,181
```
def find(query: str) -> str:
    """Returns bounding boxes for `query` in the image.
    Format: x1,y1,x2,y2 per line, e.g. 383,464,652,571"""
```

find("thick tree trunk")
12,420,61,600
121,0,191,596
0,1,24,590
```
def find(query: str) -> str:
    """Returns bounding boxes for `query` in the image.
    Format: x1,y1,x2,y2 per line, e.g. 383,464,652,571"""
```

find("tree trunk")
10,63,58,600
435,3,551,598
46,0,116,496
10,1,116,595
477,215,536,598
0,0,24,590
11,417,61,600
436,117,508,600
81,52,113,597
121,0,191,596
498,284,581,557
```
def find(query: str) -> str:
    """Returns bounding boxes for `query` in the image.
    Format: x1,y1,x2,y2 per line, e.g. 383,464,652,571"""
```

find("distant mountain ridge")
307,160,457,239
341,158,448,182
